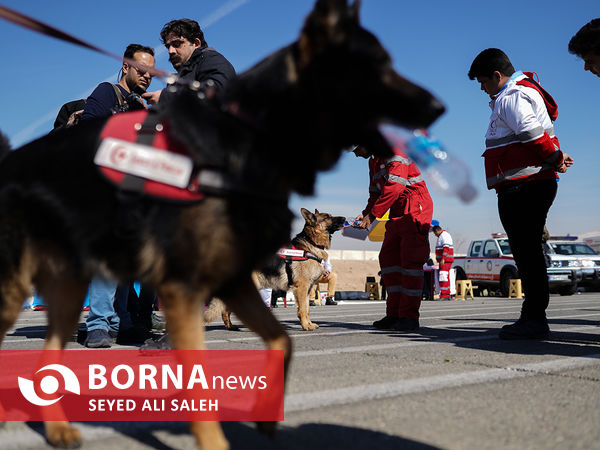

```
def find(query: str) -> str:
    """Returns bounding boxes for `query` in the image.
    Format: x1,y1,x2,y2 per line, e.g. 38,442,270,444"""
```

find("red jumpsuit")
435,230,454,299
363,149,433,319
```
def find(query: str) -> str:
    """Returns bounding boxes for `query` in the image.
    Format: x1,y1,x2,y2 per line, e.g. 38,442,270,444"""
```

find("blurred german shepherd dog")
0,0,443,448
205,208,345,331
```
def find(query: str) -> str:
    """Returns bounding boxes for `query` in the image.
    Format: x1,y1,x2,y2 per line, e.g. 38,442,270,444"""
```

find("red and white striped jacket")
435,230,454,263
362,146,433,230
483,72,564,190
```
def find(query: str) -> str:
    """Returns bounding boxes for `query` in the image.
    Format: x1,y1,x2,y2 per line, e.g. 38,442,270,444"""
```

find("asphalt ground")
1,293,599,450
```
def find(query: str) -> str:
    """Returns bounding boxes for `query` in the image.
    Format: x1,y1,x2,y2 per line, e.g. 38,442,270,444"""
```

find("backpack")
516,72,558,122
53,84,125,129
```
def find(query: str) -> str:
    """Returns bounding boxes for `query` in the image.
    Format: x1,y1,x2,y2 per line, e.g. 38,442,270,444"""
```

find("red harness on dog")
97,110,205,202
276,246,321,263
276,245,322,288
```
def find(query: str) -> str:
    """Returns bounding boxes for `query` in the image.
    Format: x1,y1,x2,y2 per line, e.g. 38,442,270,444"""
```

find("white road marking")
285,353,600,412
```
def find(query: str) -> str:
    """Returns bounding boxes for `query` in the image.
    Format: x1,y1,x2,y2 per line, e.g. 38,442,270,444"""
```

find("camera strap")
112,84,125,108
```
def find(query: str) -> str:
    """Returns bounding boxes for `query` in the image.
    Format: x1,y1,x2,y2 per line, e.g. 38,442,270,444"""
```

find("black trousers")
497,179,557,322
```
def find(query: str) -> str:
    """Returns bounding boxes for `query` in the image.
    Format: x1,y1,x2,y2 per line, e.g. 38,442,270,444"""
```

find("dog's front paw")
45,422,82,448
302,322,319,331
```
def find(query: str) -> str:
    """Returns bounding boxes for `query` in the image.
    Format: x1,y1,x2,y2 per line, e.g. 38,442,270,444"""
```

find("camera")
125,92,146,111
113,92,146,114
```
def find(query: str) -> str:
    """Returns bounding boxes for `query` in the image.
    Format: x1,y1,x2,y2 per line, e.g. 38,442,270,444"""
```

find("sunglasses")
165,39,187,50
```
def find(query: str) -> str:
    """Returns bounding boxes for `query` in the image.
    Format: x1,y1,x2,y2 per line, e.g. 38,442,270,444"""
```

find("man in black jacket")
143,18,235,104
140,19,235,351
569,18,600,78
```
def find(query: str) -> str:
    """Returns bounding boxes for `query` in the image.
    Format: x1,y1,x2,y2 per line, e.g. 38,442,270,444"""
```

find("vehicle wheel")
455,267,467,281
558,283,577,296
500,267,518,297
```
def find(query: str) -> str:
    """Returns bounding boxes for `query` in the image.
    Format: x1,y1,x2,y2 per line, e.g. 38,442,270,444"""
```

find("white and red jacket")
362,147,433,231
483,71,564,190
435,230,454,263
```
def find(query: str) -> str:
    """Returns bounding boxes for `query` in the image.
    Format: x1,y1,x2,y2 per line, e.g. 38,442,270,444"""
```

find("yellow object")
368,211,389,242
455,280,474,300
364,281,380,300
312,287,326,305
508,279,524,299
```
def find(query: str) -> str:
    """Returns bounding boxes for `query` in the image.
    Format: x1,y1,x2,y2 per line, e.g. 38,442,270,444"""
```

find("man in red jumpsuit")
432,224,454,300
353,145,433,331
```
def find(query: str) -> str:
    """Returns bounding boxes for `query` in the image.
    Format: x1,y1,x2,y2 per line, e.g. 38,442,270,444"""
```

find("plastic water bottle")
344,217,363,228
379,124,477,203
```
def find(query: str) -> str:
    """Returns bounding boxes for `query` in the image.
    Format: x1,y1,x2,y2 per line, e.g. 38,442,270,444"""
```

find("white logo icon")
18,364,81,406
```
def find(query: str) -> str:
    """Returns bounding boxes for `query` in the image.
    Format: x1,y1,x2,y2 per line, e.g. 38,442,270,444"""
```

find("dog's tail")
0,131,10,160
204,298,227,324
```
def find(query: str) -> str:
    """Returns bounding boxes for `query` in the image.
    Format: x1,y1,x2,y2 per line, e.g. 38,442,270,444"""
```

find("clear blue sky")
0,0,598,252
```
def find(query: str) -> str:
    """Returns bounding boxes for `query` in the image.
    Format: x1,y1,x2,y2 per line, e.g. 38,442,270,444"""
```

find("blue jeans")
86,278,133,333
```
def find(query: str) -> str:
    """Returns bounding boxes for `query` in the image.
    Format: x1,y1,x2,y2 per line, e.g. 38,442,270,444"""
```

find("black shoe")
309,300,316,306
151,313,166,331
84,329,113,348
325,297,338,305
391,318,420,332
116,324,152,345
140,334,171,351
373,316,399,329
499,319,550,340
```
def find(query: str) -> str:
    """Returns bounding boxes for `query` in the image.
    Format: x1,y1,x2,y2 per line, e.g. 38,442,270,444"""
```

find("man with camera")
79,43,156,348
81,43,154,120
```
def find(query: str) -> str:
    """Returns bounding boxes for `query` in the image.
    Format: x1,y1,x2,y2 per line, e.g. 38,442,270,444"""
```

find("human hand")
322,270,331,278
557,153,573,173
358,214,372,229
142,89,162,105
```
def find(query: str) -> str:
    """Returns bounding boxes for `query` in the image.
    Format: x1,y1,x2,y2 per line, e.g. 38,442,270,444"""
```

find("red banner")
0,350,284,421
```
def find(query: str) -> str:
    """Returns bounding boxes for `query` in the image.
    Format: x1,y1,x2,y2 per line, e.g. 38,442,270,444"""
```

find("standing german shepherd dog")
0,0,444,448
206,208,346,331
256,208,346,330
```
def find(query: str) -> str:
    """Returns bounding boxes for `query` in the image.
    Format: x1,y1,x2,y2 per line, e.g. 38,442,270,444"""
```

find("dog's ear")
298,0,360,67
314,208,320,214
349,0,361,21
0,130,10,160
301,207,316,224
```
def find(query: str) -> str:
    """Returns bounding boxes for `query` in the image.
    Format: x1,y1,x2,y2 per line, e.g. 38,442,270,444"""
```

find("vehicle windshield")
549,242,598,255
497,239,511,255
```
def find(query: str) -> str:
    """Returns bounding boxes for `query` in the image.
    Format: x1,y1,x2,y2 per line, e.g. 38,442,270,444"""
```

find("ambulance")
453,234,581,297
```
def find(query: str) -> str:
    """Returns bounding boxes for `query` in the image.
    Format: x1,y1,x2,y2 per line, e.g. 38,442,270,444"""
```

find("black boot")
372,316,398,329
391,318,420,332
499,318,549,340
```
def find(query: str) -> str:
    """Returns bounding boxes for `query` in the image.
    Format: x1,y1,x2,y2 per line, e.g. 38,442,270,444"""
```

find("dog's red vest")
98,110,204,202
276,246,321,262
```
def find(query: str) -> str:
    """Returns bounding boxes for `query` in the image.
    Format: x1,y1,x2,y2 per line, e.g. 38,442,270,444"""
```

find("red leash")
0,5,170,80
